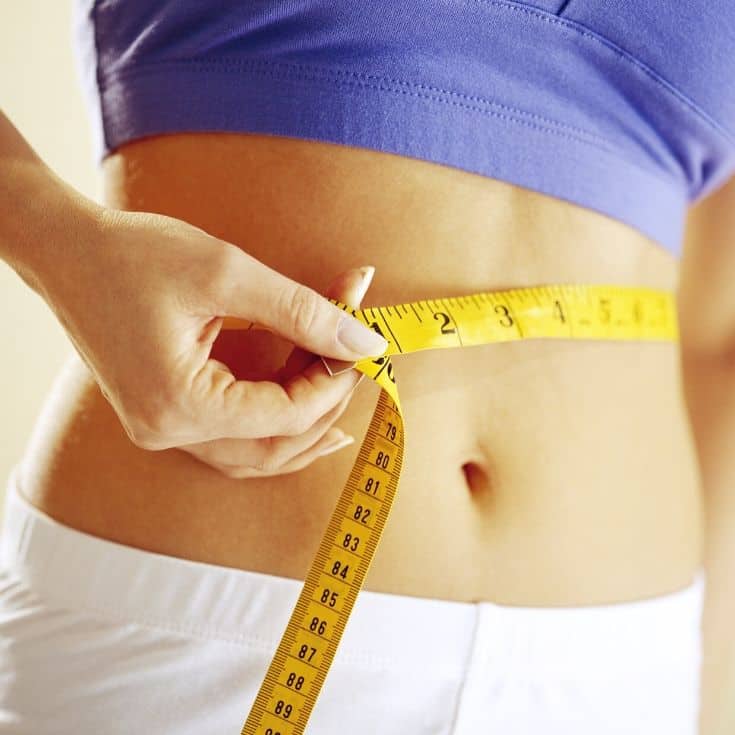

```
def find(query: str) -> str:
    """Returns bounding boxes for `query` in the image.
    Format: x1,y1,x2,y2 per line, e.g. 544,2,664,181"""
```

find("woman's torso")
18,132,703,605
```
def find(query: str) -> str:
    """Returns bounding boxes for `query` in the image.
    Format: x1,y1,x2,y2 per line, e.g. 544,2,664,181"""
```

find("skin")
16,131,703,611
679,174,735,735
10,112,735,730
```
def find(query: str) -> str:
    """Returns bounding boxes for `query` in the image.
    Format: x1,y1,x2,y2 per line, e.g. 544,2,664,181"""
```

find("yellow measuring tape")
220,283,678,735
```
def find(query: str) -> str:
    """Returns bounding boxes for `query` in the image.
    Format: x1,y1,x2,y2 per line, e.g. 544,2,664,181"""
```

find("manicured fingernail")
318,433,355,457
354,265,376,304
337,316,388,357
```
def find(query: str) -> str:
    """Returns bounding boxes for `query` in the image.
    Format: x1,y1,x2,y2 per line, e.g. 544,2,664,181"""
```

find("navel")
461,459,492,495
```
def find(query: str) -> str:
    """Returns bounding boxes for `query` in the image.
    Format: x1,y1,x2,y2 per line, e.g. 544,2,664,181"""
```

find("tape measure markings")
442,299,464,344
228,284,678,735
377,309,402,353
502,291,525,338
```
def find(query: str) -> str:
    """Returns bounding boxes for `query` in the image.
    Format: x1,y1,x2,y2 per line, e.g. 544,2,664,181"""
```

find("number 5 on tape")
230,283,678,734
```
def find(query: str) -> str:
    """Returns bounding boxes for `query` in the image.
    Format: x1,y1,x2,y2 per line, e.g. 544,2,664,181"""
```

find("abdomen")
19,132,703,605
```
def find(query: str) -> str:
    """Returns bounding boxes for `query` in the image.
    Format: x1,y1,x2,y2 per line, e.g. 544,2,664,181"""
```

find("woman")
1,2,734,733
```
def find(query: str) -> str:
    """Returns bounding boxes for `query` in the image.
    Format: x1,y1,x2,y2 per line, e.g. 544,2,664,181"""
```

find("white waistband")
0,465,478,671
0,464,705,673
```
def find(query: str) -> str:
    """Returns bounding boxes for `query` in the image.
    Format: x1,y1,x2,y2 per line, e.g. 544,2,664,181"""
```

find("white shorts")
0,465,704,734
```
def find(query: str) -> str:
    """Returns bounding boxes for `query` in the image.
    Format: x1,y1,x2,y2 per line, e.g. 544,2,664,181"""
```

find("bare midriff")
19,132,703,606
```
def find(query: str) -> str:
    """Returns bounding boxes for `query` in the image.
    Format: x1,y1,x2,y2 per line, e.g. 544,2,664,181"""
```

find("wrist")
1,159,105,299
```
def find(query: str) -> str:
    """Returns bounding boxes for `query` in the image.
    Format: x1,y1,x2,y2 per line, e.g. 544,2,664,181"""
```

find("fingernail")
337,317,388,357
354,266,376,304
318,433,355,457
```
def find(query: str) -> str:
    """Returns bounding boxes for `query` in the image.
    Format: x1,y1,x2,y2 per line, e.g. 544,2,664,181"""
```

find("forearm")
0,108,102,297
681,347,735,735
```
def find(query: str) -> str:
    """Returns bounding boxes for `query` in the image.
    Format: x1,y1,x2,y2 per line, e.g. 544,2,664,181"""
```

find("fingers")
275,344,321,386
325,265,376,306
229,426,354,479
277,266,376,384
247,426,355,477
201,265,376,439
132,264,378,452
176,265,378,476
217,246,388,361
181,384,357,478
191,349,362,440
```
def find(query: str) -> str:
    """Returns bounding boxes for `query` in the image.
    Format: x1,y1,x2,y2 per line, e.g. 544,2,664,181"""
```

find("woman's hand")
33,205,388,468
0,110,387,477
175,265,376,477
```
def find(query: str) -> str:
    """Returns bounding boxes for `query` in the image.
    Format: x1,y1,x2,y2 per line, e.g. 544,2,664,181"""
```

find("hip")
0,477,705,734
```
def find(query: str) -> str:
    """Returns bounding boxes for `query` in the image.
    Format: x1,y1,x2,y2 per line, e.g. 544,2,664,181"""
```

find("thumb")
219,249,388,360
276,265,377,383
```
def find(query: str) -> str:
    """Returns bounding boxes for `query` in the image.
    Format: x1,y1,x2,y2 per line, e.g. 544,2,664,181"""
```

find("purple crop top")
72,0,735,258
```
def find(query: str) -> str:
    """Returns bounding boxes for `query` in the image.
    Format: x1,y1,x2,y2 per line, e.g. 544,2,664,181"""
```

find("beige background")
0,1,101,517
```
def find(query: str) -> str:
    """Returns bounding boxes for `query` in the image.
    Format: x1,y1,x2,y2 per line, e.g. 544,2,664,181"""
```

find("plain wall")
0,1,101,519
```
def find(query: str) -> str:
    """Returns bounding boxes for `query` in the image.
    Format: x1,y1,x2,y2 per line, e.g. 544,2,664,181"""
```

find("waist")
18,132,702,606
20,335,703,604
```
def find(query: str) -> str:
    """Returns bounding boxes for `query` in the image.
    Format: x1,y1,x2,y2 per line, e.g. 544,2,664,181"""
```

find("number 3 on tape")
231,283,678,734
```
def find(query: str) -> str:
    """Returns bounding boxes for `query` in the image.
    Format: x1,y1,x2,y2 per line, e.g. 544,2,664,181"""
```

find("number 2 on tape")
229,283,678,734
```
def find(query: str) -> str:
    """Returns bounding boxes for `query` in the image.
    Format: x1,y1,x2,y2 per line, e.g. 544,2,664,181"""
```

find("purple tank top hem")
72,0,735,258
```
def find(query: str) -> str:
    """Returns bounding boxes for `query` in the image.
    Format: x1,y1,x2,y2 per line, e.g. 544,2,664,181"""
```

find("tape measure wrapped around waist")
219,283,678,735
